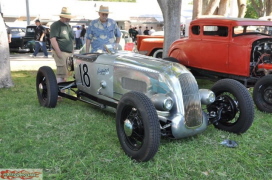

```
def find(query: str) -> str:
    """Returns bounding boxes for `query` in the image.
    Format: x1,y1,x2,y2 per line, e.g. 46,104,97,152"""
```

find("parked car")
23,25,50,52
9,27,27,52
9,25,49,53
167,17,272,113
136,33,164,58
36,44,254,162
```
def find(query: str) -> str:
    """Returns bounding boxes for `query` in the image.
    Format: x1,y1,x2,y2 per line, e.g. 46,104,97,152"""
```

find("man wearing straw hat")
86,5,121,53
50,7,75,83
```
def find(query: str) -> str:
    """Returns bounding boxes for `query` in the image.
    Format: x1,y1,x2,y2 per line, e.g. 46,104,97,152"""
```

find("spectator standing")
143,26,149,35
138,26,143,35
86,5,121,53
80,24,86,45
131,27,138,42
50,7,75,83
149,26,155,35
30,20,48,58
75,26,82,49
129,25,133,38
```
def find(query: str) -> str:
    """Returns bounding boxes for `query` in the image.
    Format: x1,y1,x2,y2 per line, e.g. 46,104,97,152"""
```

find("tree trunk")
204,0,220,15
193,0,202,20
157,0,181,58
202,0,208,13
218,0,229,16
237,0,247,18
0,15,13,88
250,0,265,17
266,0,272,16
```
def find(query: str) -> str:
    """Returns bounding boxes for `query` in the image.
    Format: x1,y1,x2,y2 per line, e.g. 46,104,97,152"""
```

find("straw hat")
97,5,111,14
59,7,75,19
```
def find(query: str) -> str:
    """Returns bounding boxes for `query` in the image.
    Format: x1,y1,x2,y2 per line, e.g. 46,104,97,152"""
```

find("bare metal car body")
74,52,208,139
36,47,254,162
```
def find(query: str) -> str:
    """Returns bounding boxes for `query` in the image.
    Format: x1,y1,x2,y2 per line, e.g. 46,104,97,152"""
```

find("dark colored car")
9,25,49,52
23,25,50,52
9,27,27,52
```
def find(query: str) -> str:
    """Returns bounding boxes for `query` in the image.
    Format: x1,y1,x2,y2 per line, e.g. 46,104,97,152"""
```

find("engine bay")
251,39,272,76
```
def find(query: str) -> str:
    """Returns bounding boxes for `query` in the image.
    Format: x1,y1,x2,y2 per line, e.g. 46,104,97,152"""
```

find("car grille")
179,73,202,128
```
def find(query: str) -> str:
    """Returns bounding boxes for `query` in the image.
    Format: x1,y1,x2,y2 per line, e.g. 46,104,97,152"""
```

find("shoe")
58,96,63,101
29,55,36,58
43,56,48,58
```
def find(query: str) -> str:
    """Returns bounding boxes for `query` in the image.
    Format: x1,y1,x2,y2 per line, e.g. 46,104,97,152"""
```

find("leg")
41,42,48,57
52,51,72,83
33,41,40,56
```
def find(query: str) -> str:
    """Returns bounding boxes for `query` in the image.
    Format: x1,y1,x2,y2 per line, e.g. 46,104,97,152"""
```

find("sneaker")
29,55,36,58
43,56,48,58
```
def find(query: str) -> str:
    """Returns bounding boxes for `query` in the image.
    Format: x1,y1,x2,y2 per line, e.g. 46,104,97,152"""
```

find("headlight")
199,89,215,105
163,97,174,110
151,94,174,111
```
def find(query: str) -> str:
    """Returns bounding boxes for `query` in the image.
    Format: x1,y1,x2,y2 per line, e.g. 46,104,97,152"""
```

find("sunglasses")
101,13,108,16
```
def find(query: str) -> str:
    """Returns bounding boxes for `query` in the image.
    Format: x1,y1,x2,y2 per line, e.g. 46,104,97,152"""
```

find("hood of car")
232,34,272,45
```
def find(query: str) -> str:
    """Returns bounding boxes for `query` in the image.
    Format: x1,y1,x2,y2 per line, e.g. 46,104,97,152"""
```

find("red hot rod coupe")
168,17,272,113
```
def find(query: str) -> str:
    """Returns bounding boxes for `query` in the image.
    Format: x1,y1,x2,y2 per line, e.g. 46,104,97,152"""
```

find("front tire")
36,66,58,108
253,75,272,113
116,91,161,162
207,79,254,134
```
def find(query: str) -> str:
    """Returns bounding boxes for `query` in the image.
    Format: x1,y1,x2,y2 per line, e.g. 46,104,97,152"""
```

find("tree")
157,0,181,58
218,0,229,16
266,0,272,16
249,0,266,17
237,0,247,18
0,15,13,88
193,0,202,20
203,0,220,15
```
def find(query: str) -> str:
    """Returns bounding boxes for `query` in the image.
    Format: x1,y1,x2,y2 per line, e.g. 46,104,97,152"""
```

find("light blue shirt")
86,18,121,53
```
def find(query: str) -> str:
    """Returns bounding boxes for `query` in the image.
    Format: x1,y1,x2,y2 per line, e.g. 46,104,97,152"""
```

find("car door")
198,25,229,73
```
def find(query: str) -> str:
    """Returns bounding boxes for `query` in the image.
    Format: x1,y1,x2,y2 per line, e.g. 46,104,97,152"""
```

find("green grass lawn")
0,71,271,179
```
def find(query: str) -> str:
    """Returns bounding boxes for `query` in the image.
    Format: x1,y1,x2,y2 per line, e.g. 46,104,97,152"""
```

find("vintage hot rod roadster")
36,46,254,162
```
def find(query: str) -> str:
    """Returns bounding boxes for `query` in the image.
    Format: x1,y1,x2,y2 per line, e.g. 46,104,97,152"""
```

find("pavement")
10,51,56,71
10,50,80,71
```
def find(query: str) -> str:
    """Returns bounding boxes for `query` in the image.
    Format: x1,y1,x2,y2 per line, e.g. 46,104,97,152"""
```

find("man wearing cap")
50,7,74,83
30,19,48,58
86,5,121,53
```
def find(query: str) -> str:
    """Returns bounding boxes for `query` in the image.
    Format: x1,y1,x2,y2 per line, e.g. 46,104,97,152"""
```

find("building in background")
1,0,193,31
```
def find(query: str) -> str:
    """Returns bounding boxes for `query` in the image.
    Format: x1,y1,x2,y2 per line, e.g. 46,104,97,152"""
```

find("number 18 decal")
79,64,90,87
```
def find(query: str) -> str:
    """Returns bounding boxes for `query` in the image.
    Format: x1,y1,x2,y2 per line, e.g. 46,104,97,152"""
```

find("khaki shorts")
52,51,72,78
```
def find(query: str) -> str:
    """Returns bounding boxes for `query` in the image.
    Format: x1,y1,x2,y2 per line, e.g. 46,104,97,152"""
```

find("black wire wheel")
116,91,161,162
207,79,254,134
253,75,272,113
36,66,58,108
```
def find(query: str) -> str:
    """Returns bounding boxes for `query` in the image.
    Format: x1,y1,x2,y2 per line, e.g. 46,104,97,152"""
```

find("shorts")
52,51,72,78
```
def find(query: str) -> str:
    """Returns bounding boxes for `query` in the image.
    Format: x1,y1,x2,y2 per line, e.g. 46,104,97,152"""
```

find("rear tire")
116,91,161,162
152,49,163,58
36,66,58,108
253,75,272,113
